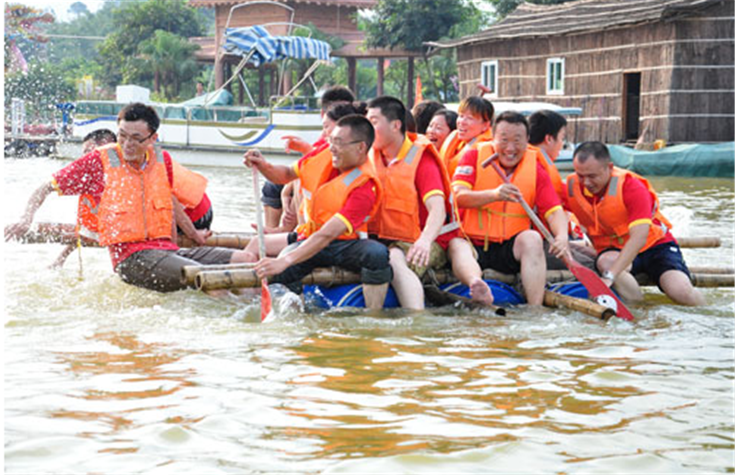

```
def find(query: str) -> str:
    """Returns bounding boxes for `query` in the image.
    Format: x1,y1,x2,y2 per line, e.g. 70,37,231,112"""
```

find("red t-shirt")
52,149,179,270
414,150,460,249
563,174,675,247
453,149,562,245
294,149,377,240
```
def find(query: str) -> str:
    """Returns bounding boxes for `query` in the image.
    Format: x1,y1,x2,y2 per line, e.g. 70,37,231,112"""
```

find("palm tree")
139,30,200,100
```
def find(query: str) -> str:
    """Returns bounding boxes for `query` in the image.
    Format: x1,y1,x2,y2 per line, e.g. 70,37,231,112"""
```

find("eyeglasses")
118,130,155,144
327,138,362,148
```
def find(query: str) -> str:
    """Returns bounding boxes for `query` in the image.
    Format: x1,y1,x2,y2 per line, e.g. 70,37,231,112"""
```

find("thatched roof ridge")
189,0,375,8
429,0,727,49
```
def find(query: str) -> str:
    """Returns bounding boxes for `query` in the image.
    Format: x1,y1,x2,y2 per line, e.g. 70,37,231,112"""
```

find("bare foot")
469,278,494,306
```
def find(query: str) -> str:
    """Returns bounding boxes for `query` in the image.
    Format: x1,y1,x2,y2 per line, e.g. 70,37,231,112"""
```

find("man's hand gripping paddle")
252,170,273,322
481,154,634,321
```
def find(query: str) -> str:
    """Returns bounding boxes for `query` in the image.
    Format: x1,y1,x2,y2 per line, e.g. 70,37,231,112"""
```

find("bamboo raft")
16,226,725,251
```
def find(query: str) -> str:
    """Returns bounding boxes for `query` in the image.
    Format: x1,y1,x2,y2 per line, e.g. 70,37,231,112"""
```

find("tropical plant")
139,30,200,101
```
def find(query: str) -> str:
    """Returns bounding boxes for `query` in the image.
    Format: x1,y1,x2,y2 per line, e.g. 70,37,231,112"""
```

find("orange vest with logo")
297,147,381,240
370,134,460,243
76,194,99,241
462,142,537,248
529,145,564,198
171,160,208,209
440,129,493,179
97,143,174,246
565,167,672,253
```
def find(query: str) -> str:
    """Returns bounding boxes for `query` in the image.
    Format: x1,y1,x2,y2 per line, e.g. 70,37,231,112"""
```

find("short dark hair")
83,129,116,145
117,102,160,133
412,100,445,134
405,109,416,134
528,110,568,145
432,109,458,132
493,111,529,135
458,96,494,123
337,114,375,150
321,86,355,111
367,96,407,134
326,101,367,122
574,141,611,163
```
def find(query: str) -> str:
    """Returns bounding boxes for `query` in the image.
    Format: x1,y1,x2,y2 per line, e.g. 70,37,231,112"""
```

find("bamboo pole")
177,233,253,249
676,237,721,248
688,266,734,275
544,290,616,320
181,263,255,286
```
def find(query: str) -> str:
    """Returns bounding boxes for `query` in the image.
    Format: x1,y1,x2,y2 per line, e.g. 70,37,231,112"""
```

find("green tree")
96,0,204,89
364,0,484,101
484,0,575,18
139,29,200,101
68,2,89,17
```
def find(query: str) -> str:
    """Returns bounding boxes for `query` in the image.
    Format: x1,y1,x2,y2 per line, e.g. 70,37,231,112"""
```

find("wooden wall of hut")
456,0,734,144
669,0,734,142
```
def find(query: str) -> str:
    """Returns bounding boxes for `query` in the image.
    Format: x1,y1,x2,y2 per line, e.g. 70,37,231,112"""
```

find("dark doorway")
623,73,641,141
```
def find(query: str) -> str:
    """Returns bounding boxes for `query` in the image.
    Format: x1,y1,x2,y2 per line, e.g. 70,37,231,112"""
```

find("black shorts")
597,242,691,290
261,181,284,209
116,247,234,293
474,235,521,275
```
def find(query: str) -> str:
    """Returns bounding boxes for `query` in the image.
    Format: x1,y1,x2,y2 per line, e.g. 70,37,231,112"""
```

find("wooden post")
377,57,385,97
347,57,357,96
224,63,232,93
407,56,415,110
258,66,265,106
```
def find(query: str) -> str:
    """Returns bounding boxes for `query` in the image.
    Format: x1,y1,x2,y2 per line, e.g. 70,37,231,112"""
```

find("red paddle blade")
261,278,273,322
566,261,635,321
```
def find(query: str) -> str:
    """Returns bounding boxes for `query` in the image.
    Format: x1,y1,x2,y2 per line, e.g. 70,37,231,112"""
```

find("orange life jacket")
297,147,381,240
565,167,672,253
369,134,460,243
462,142,537,249
97,143,174,246
76,193,99,241
529,145,564,198
171,160,208,209
439,129,494,179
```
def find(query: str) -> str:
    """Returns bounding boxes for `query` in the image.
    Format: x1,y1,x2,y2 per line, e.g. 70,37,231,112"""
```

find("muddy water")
4,154,734,473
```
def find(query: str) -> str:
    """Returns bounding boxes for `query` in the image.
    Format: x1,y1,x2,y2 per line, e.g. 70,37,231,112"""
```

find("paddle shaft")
485,157,634,321
252,168,272,322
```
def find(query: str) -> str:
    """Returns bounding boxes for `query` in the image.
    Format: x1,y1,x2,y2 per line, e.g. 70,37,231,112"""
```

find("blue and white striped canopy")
223,25,332,67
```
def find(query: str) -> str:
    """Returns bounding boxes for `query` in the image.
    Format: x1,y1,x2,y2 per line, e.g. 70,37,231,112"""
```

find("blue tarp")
179,89,233,107
608,142,735,178
223,25,332,67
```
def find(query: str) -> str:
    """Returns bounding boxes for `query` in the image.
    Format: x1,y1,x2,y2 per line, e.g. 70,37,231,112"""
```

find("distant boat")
607,142,735,178
73,16,334,160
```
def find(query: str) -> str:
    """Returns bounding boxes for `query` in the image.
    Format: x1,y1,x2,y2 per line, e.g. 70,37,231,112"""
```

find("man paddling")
564,141,704,305
244,115,392,310
450,111,569,306
366,96,461,310
5,102,249,292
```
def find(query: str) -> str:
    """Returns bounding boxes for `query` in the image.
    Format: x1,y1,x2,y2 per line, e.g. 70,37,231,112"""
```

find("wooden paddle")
482,154,635,321
252,169,273,322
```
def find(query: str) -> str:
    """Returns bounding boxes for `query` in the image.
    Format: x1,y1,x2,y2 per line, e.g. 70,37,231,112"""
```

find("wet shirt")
52,149,179,270
563,173,675,246
413,150,460,250
293,148,377,239
453,148,562,230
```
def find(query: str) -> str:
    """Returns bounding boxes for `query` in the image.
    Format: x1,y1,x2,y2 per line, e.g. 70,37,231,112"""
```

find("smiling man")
564,141,704,306
5,103,249,292
244,114,391,309
449,111,569,306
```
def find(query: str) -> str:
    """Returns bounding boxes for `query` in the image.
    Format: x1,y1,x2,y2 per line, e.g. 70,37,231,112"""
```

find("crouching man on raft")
244,115,392,310
564,141,704,305
5,103,250,292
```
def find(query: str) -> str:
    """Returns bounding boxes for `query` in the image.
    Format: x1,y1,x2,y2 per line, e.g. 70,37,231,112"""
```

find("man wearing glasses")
244,115,391,309
5,102,249,292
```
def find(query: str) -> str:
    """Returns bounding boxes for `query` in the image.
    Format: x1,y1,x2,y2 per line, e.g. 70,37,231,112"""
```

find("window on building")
546,58,565,95
481,60,498,96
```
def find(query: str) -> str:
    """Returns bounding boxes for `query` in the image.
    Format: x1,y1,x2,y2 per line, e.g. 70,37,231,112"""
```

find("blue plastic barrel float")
304,279,525,309
547,281,589,299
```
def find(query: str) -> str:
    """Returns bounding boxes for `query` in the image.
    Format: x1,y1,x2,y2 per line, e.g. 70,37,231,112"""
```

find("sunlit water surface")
4,152,734,474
